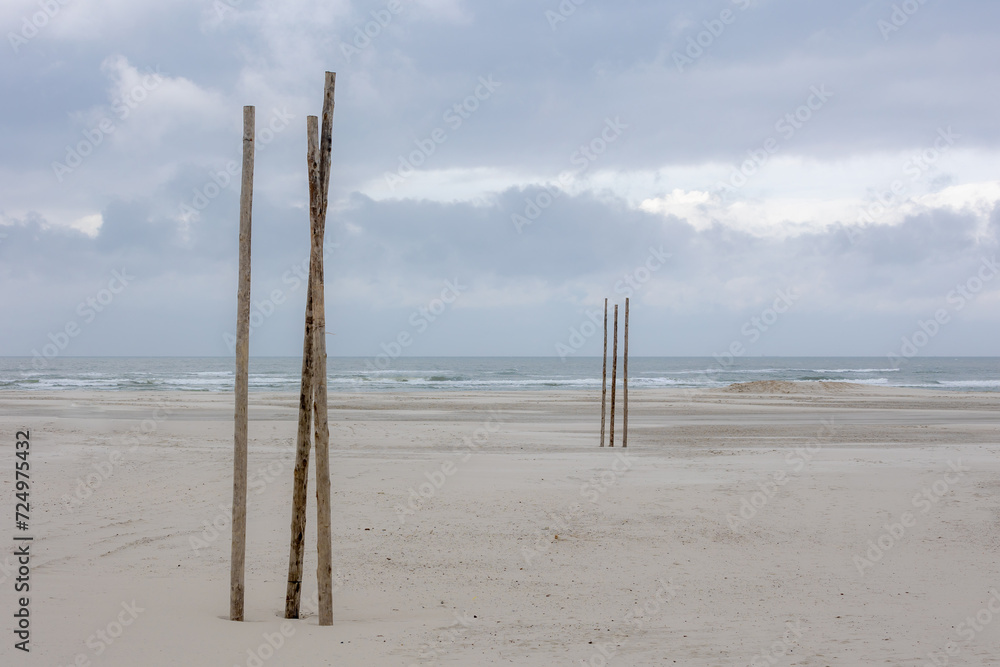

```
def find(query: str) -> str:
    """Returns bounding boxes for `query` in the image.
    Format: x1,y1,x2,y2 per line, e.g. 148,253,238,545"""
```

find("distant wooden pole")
284,241,316,618
600,298,608,447
312,71,336,627
230,105,255,622
609,304,618,448
622,298,629,449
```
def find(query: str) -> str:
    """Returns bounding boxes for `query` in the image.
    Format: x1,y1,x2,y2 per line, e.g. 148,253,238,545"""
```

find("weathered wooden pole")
284,72,336,624
622,297,629,449
312,71,336,627
600,298,608,447
284,243,316,618
230,104,255,622
609,303,618,448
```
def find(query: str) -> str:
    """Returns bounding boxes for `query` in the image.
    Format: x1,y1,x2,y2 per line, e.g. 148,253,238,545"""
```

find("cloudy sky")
2,0,999,359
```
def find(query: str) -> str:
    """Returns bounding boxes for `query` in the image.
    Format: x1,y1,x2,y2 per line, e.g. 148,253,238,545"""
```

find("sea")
2,357,1000,393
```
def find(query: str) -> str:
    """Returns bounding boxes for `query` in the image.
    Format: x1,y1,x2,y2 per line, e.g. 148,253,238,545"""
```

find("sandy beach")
2,384,1000,666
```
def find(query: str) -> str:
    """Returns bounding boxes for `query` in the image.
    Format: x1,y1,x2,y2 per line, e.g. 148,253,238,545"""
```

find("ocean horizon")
3,356,1000,393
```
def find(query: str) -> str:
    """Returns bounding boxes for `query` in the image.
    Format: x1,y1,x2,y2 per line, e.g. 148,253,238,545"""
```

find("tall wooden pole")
284,238,316,618
609,304,618,448
285,72,337,624
622,298,629,449
600,298,608,447
230,105,255,622
312,72,336,627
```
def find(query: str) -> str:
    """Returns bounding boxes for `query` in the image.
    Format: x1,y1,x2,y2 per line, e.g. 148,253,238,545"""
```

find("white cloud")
70,213,103,237
100,55,230,150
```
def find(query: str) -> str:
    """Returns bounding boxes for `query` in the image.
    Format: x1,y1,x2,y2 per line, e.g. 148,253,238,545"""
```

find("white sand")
2,386,1000,666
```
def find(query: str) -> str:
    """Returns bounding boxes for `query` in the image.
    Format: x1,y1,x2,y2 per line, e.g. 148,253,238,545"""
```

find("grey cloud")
3,0,1000,356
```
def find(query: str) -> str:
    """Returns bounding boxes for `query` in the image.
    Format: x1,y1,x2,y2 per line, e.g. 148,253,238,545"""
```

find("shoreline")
6,357,1000,394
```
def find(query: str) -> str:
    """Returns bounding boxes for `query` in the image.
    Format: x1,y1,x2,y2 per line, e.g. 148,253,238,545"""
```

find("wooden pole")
230,105,254,622
312,71,336,627
609,304,618,448
623,297,629,449
284,235,316,618
600,298,607,447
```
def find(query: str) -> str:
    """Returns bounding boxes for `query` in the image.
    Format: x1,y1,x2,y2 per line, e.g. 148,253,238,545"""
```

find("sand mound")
721,380,865,394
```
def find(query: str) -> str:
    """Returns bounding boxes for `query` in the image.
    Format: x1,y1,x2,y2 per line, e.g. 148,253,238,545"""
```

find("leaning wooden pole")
622,297,629,449
312,72,336,627
284,242,316,618
230,104,255,622
609,304,618,448
600,298,608,447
